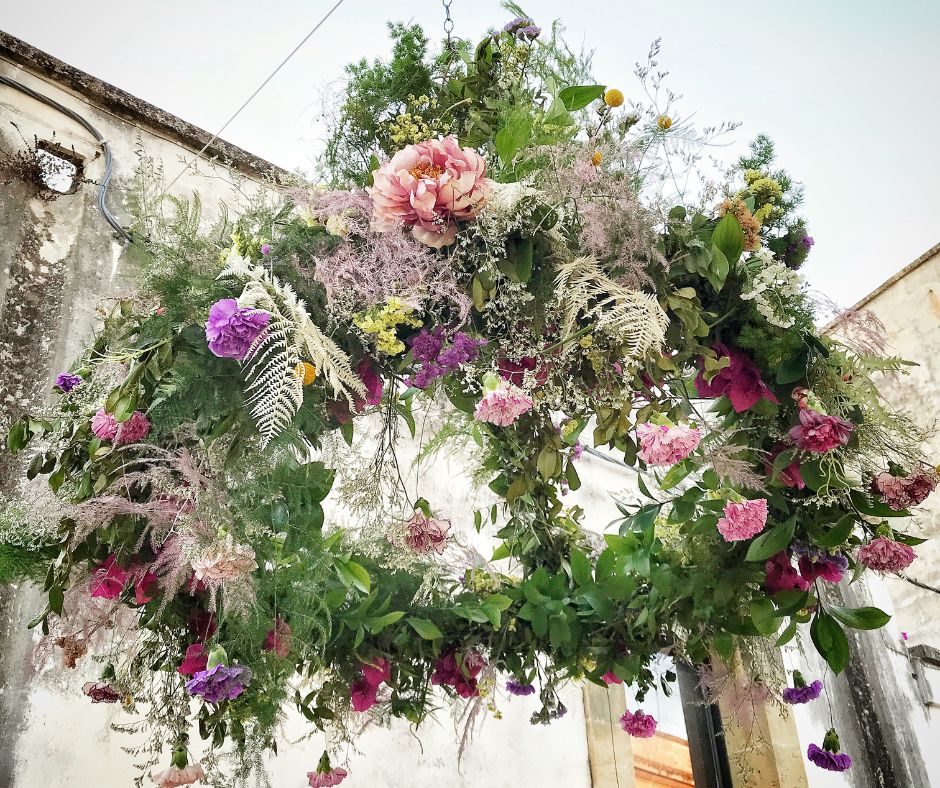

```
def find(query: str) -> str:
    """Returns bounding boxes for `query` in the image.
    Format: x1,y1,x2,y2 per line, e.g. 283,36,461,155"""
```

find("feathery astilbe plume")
704,442,766,492
295,189,471,321
220,253,365,446
554,256,669,359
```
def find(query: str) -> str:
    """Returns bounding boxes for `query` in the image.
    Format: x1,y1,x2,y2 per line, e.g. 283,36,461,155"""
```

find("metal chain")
442,0,454,51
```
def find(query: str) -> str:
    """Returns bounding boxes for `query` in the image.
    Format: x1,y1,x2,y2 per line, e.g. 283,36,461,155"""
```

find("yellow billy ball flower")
604,88,625,108
657,115,673,131
295,362,317,386
591,150,603,167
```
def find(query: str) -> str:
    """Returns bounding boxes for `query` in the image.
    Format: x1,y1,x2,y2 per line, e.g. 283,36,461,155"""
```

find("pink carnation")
636,422,701,466
788,409,852,453
474,382,533,427
368,136,490,248
716,498,768,542
308,768,348,788
404,510,450,554
872,470,936,511
115,410,151,445
150,763,205,787
858,536,916,573
620,709,657,738
91,409,119,440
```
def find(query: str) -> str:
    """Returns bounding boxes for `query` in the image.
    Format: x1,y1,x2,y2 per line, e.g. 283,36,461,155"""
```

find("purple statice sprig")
502,16,541,40
55,372,82,392
185,662,252,703
407,327,486,389
782,671,822,704
506,679,536,696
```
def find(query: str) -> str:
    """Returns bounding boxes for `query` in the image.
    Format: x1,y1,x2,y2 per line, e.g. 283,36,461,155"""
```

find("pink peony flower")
474,381,533,427
368,136,490,248
620,709,657,738
858,536,916,573
636,422,701,466
764,446,805,489
872,469,937,511
695,343,778,413
765,552,810,594
308,768,348,787
115,410,151,445
716,498,768,542
404,510,450,554
178,643,209,676
788,409,853,453
91,408,119,440
150,763,205,787
264,617,292,659
89,554,128,599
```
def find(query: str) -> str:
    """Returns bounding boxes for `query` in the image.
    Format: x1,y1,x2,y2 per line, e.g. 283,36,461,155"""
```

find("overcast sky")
5,0,939,306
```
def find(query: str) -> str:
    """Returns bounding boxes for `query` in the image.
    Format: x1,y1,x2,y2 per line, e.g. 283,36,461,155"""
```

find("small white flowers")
741,254,803,329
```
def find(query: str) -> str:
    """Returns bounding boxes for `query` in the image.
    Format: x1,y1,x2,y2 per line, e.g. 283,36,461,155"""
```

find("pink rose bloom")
765,552,810,594
620,709,657,738
150,763,205,787
716,498,768,542
368,136,490,248
115,410,151,445
858,536,916,573
601,671,622,685
763,446,805,489
89,554,128,599
695,343,779,413
474,381,533,427
264,617,292,659
178,643,209,676
91,408,119,440
404,511,450,554
788,409,853,453
636,422,701,466
308,768,348,788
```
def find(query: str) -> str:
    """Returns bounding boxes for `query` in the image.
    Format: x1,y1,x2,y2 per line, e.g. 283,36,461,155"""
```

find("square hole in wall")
34,141,83,194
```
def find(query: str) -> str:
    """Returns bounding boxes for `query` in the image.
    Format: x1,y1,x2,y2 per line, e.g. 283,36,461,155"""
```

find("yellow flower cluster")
386,94,451,146
741,170,784,226
657,114,673,131
352,298,421,355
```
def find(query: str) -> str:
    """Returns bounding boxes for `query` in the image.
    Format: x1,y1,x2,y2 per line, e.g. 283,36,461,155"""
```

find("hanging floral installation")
1,11,933,786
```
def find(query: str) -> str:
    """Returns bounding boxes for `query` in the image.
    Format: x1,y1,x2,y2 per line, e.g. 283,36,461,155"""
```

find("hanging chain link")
442,0,455,51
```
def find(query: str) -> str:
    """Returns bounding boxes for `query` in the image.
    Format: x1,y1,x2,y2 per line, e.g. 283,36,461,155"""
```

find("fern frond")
554,256,669,359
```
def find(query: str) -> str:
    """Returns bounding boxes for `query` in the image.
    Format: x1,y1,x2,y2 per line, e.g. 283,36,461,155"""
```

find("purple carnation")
185,662,252,703
783,679,822,705
205,299,270,360
55,372,82,392
506,679,536,696
807,743,852,772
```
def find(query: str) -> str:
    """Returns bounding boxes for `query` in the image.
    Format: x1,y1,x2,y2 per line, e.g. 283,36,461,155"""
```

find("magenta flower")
82,681,121,703
350,657,391,712
872,469,936,510
177,643,209,676
263,617,292,659
506,679,536,696
205,298,270,360
716,498,768,542
432,650,485,698
115,411,151,445
620,709,657,738
89,554,128,599
695,343,779,413
185,663,252,703
601,671,622,685
764,552,810,594
794,544,847,583
404,510,450,554
356,358,384,406
368,136,491,248
782,672,822,705
474,381,533,427
91,409,119,440
132,567,158,604
763,446,805,489
788,408,853,453
858,536,916,573
498,355,550,387
55,372,82,392
260,243,272,255
636,422,701,466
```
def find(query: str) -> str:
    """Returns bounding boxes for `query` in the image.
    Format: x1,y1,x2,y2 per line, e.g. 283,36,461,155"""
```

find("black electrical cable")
0,74,132,242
